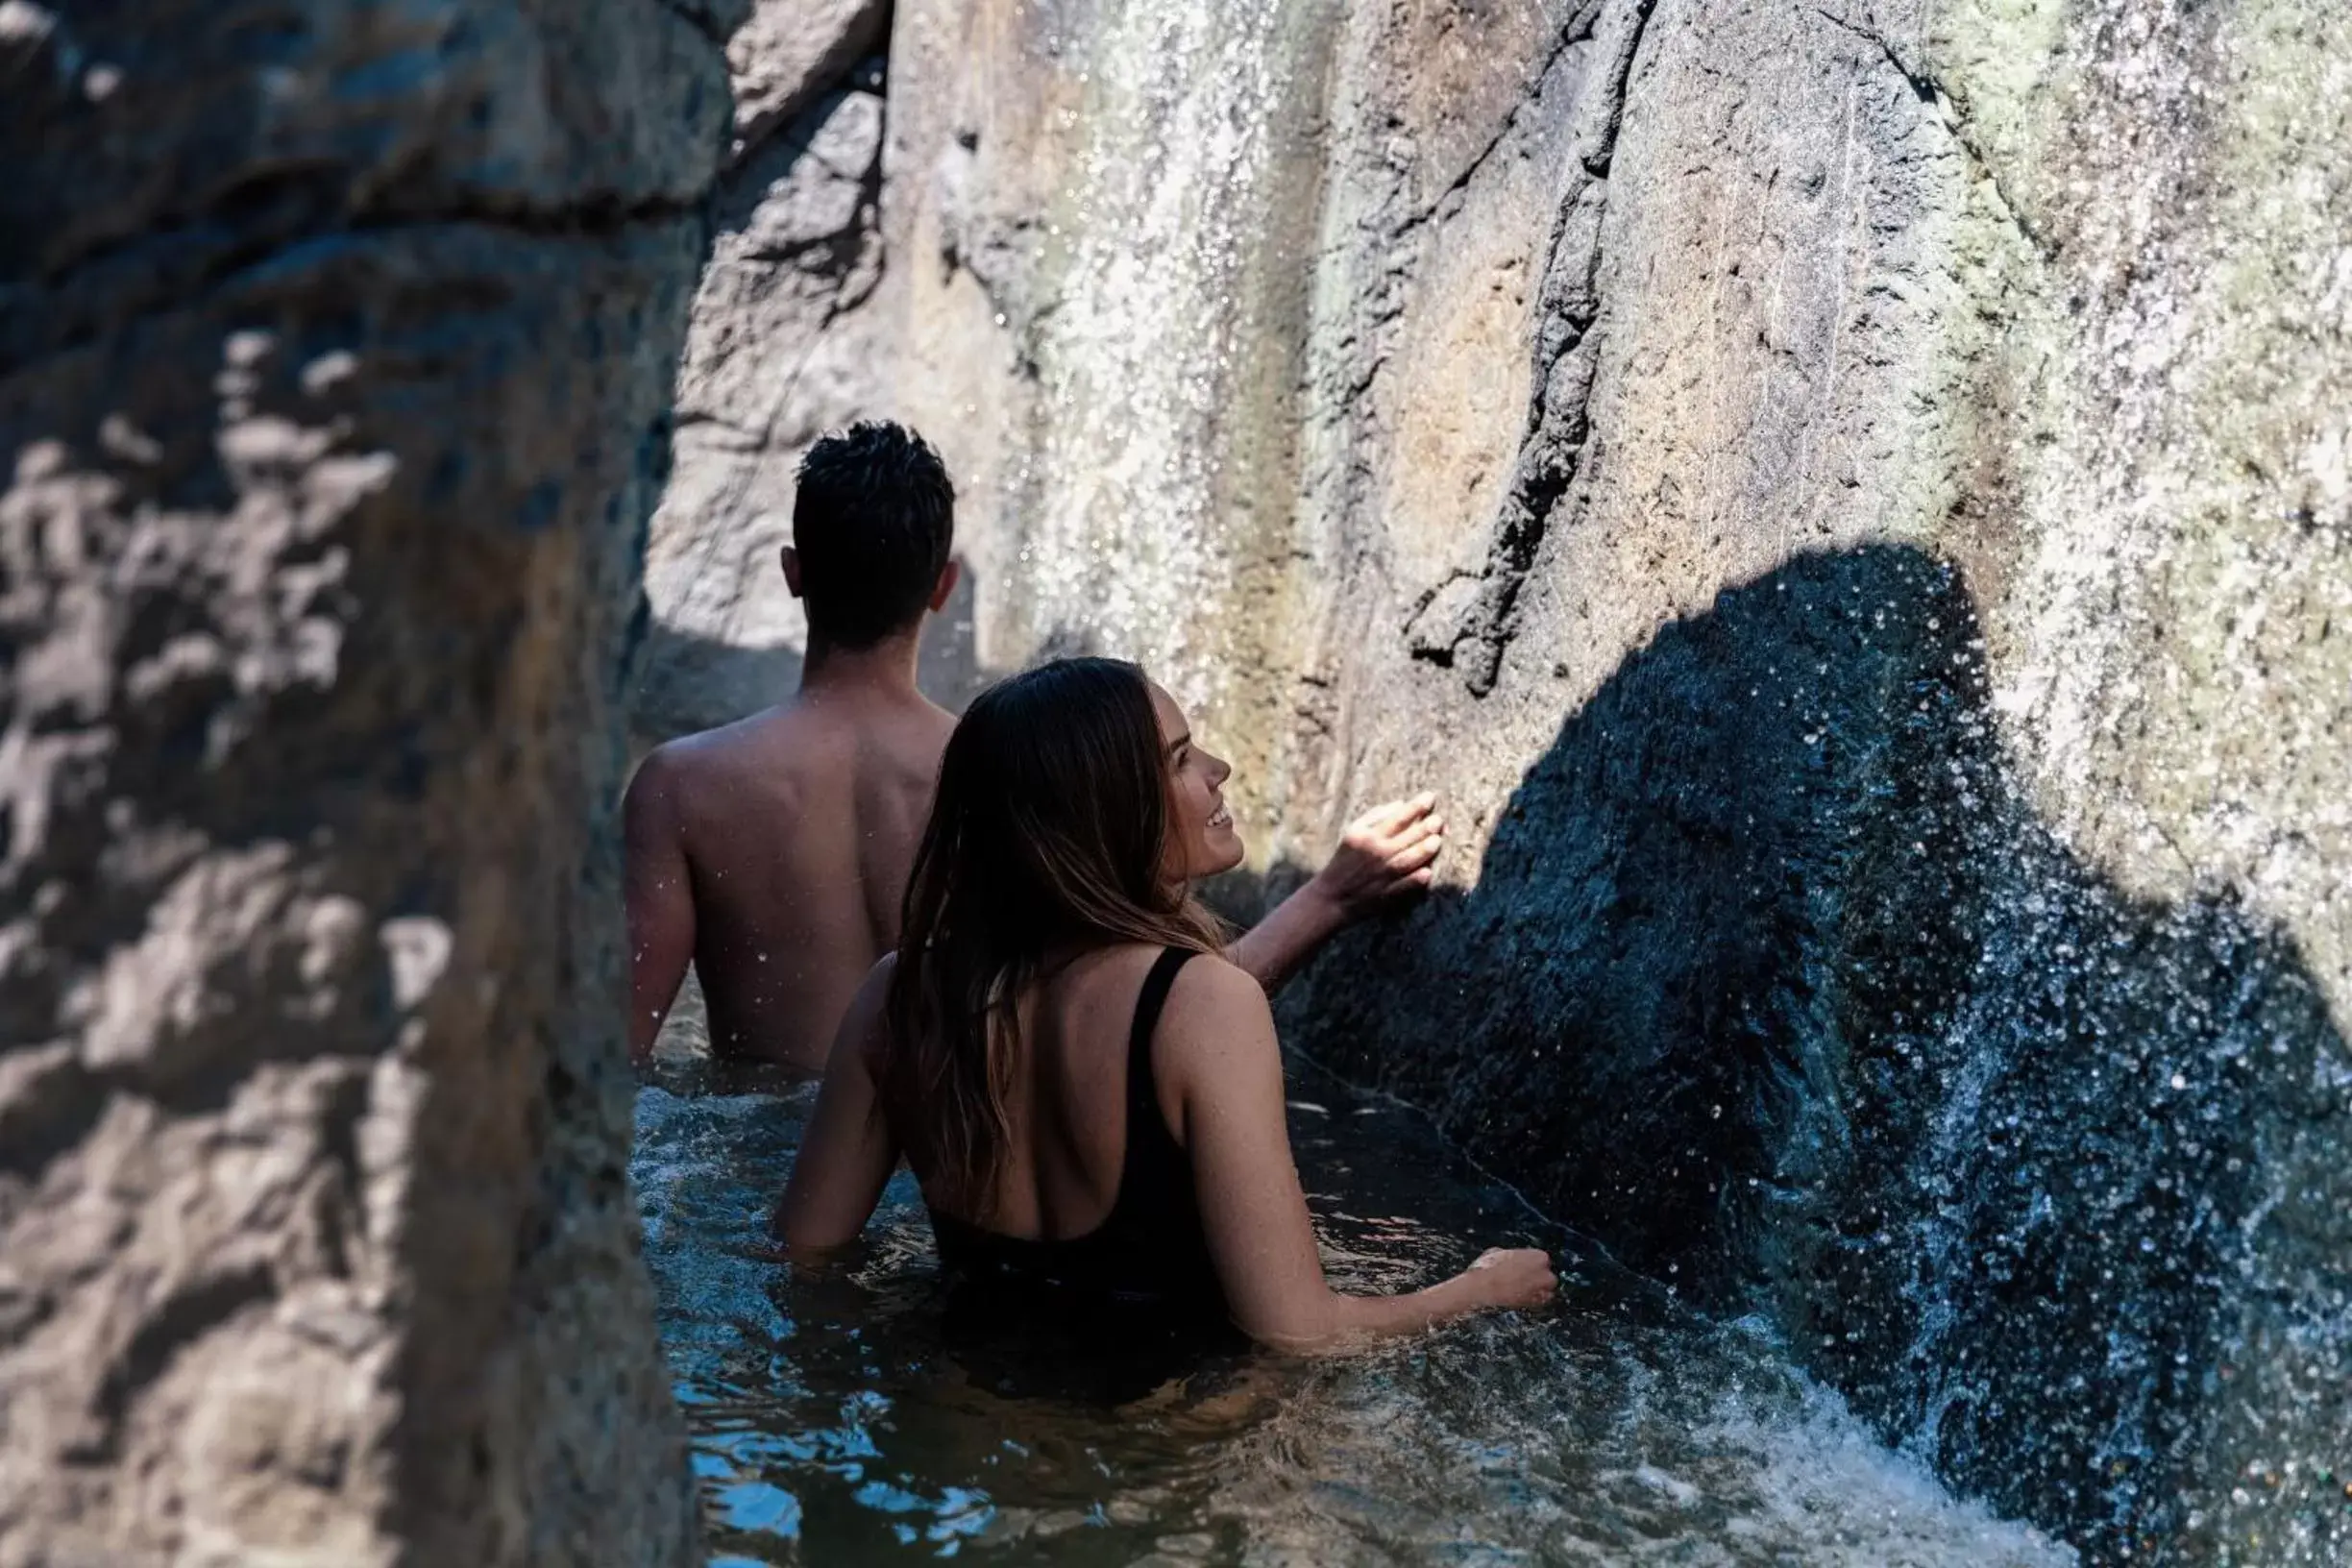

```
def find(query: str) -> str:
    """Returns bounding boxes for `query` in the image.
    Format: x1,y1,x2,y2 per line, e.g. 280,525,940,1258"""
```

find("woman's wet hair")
884,656,1226,1217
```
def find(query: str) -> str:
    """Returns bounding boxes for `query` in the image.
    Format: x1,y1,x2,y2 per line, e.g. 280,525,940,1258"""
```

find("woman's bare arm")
1161,958,1553,1352
771,957,900,1252
1226,795,1445,993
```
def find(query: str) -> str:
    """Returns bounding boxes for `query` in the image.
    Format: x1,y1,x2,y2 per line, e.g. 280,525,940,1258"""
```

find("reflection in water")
635,1056,2072,1565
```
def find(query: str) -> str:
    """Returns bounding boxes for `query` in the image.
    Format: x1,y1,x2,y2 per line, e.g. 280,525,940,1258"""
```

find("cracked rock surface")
654,0,2350,1555
0,3,738,1563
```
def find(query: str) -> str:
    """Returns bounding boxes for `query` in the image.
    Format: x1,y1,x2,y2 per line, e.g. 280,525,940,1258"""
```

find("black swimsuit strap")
1126,946,1196,1125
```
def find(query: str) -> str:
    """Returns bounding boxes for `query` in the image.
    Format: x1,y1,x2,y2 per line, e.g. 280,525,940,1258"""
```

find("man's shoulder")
625,731,714,810
648,702,821,771
627,707,811,828
634,694,943,803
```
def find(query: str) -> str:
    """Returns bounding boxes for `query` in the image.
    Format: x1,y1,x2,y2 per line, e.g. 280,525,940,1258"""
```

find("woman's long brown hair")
883,657,1227,1219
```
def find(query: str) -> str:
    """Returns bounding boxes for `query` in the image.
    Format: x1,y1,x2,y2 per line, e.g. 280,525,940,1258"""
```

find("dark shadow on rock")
626,618,804,746
625,555,992,749
1274,543,2351,1560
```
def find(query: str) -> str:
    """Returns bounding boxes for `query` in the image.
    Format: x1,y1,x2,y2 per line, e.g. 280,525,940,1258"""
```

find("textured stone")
726,0,892,162
704,0,2351,1556
0,3,733,1563
631,56,901,741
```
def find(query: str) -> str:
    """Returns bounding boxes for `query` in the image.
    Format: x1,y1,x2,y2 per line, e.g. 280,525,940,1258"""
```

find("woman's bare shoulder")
1169,949,1268,1003
1161,952,1277,1049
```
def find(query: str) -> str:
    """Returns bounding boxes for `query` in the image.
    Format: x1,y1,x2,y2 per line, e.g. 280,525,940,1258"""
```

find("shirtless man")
625,422,962,1068
627,422,1449,1072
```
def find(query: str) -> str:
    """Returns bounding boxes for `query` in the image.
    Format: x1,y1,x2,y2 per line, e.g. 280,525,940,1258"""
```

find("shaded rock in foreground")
0,3,738,1561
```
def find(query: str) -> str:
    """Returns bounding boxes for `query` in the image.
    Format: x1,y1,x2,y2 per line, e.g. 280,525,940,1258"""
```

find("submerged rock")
0,3,739,1561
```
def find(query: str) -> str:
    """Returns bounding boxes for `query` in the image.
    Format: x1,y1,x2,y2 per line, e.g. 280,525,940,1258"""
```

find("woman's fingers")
1397,814,1444,848
1386,835,1443,873
1354,792,1438,838
1326,795,1445,905
1367,814,1444,859
1380,820,1444,864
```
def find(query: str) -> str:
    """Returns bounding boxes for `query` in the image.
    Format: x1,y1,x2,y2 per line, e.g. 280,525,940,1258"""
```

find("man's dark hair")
792,421,956,649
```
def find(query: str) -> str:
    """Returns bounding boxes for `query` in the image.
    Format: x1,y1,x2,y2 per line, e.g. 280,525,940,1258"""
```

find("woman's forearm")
1226,883,1348,993
1333,1274,1492,1342
1241,1246,1555,1354
1250,1274,1490,1354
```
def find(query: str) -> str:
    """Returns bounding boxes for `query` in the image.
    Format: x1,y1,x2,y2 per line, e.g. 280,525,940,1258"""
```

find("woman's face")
1150,681,1244,883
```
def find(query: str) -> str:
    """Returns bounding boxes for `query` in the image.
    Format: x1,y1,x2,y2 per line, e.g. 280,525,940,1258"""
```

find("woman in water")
773,656,1555,1352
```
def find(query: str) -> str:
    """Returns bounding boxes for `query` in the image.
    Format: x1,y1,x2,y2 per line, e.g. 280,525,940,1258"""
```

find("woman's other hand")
1464,1247,1557,1310
1310,793,1446,919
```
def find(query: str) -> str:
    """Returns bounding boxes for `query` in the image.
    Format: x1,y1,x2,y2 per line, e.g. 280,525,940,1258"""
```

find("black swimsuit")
926,947,1228,1315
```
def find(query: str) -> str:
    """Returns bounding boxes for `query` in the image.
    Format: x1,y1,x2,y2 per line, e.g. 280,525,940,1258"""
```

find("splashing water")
1001,0,1299,712
635,1055,2073,1566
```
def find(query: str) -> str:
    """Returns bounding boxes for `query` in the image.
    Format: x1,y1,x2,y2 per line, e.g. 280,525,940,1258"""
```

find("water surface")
635,1054,2072,1566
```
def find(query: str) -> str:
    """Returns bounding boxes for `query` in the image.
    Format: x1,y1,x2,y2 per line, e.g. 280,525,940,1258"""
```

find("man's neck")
798,630,925,704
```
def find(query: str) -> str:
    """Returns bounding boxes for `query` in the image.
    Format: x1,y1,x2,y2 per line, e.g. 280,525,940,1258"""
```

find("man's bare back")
631,420,966,1071
625,684,954,1071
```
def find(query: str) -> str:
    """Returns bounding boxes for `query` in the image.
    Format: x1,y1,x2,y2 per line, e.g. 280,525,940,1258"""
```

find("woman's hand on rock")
1466,1247,1557,1311
1310,792,1446,919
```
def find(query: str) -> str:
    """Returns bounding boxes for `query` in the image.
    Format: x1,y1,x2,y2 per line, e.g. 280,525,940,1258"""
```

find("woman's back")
935,944,1178,1236
916,943,1225,1310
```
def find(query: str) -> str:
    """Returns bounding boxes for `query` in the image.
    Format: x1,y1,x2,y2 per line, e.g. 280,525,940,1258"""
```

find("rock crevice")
1445,0,1660,696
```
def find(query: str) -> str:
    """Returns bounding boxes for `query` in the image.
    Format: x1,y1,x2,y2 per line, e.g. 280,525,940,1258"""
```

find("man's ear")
927,557,962,613
780,545,804,599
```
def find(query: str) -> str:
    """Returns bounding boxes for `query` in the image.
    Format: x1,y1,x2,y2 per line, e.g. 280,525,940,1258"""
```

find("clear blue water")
634,1044,2072,1566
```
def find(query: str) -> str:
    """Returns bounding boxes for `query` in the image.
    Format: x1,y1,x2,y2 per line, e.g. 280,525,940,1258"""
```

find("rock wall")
628,0,2352,1556
630,0,971,744
0,3,735,1562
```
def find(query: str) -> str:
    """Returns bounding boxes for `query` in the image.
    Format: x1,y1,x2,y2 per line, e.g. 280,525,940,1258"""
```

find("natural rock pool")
636,1051,2072,1566
626,0,2352,1554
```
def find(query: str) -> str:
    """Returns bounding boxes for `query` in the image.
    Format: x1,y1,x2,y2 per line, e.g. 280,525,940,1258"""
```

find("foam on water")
634,1056,2072,1566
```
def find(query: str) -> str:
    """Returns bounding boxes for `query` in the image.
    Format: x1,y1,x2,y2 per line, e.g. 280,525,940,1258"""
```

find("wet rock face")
0,3,737,1562
767,0,2347,1556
